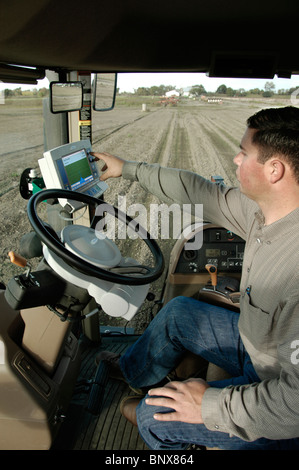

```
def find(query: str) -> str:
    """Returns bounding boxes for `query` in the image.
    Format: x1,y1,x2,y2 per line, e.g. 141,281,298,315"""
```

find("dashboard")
175,227,245,274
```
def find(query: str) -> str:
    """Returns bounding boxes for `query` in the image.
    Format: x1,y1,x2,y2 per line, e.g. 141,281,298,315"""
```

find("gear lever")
205,264,217,290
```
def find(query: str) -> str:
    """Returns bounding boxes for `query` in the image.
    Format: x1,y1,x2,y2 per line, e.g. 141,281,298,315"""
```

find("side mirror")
93,73,117,111
50,81,83,113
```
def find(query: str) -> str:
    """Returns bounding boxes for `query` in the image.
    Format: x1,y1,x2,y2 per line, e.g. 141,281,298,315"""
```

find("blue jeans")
119,297,299,450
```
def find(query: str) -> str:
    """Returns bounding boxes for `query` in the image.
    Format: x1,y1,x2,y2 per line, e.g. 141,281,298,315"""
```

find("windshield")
1,73,299,287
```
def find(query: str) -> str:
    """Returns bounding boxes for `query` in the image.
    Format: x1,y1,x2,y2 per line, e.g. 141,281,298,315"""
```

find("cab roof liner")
0,0,298,78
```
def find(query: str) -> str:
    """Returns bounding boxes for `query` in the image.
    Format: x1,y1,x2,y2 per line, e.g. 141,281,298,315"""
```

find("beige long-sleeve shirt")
123,161,299,441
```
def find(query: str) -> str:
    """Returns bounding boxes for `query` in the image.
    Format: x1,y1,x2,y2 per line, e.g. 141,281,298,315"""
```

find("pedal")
86,360,110,415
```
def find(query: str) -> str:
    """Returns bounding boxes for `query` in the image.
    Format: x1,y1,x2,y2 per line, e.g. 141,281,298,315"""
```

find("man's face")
234,127,267,201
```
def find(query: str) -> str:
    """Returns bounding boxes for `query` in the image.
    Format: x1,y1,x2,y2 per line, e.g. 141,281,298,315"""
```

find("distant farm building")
165,90,180,97
182,87,192,97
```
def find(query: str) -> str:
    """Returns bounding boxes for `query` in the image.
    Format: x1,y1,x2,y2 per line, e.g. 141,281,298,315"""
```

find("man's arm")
91,151,252,239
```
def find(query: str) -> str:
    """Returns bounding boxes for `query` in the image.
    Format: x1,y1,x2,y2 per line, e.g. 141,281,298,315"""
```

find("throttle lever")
8,251,31,277
8,251,27,267
205,264,217,290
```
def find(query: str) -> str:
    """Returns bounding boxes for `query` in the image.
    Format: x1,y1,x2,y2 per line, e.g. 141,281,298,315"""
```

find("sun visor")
0,63,45,84
209,51,278,78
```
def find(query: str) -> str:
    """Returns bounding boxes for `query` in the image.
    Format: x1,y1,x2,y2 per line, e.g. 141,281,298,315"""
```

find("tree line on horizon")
130,81,298,98
4,87,49,98
3,80,298,99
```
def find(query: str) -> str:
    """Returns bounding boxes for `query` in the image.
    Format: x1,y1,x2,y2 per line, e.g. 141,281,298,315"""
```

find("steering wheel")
27,188,164,286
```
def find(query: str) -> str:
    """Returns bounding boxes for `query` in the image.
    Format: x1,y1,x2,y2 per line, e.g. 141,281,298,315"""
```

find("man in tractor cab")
92,106,299,450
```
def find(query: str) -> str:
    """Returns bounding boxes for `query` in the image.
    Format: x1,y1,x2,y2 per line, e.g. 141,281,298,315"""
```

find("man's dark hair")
247,106,299,183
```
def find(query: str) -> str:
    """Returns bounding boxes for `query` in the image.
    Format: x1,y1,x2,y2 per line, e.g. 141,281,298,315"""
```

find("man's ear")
268,159,285,184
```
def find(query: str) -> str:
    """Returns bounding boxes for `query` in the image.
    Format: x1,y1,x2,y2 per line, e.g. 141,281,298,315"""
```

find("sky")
1,72,299,94
116,72,299,93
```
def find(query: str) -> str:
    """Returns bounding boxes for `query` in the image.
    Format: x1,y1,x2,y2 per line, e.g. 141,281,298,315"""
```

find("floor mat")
52,334,148,450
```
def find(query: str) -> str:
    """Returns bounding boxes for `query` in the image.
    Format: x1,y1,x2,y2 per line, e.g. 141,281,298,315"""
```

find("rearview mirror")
50,81,83,113
93,73,117,111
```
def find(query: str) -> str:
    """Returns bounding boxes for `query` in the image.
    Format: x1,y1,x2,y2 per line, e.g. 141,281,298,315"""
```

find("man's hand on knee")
145,378,210,423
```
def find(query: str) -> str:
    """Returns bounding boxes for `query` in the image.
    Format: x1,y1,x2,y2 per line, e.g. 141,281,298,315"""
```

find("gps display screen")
61,149,93,191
